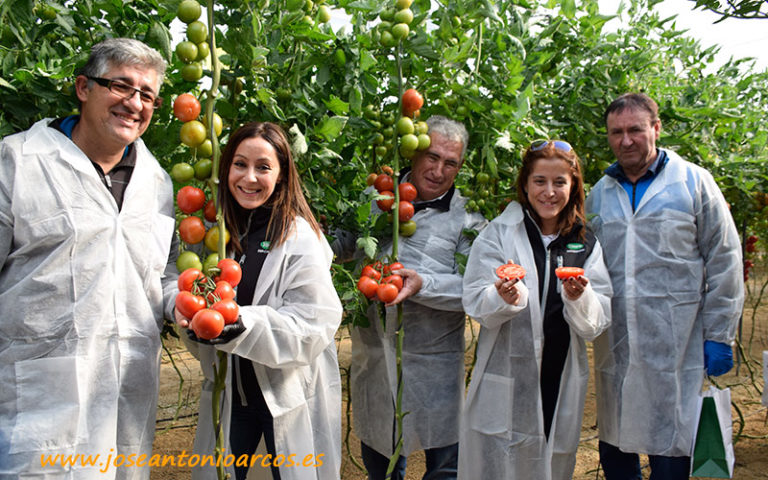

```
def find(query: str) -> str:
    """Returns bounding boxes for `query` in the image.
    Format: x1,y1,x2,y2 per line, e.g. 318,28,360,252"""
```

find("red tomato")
211,299,239,325
383,274,403,291
362,265,382,281
398,182,418,202
377,191,395,212
388,262,404,273
191,309,225,340
555,267,585,280
398,201,415,221
747,234,758,244
746,243,756,253
176,291,206,318
207,280,236,303
374,174,395,193
377,283,399,303
178,268,206,292
381,165,394,176
357,276,379,299
173,93,201,123
215,258,242,287
401,88,424,117
178,216,206,244
204,198,217,222
496,263,527,281
177,186,206,214
366,173,378,186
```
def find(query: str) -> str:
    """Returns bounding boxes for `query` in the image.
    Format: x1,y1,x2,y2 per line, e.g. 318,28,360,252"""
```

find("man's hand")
385,268,422,306
704,340,733,377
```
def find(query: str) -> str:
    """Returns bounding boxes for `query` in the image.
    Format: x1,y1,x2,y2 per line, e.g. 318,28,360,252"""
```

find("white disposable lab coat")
348,190,487,457
586,149,743,456
459,201,611,479
186,217,343,480
0,119,177,479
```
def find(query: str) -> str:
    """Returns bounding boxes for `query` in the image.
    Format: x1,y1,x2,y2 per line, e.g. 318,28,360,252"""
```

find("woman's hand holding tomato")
495,277,522,305
562,275,589,301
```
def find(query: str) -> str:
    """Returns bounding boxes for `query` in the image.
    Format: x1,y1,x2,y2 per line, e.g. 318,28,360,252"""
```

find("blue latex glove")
704,340,733,376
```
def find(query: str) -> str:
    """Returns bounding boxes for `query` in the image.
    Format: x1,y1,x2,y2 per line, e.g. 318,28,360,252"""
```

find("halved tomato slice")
496,263,526,281
555,267,584,280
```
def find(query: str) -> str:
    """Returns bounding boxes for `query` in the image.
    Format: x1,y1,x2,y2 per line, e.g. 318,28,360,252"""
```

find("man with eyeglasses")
586,93,743,480
0,38,177,479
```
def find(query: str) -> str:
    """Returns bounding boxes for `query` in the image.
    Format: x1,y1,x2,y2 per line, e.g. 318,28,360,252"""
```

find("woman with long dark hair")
458,140,612,479
176,122,342,480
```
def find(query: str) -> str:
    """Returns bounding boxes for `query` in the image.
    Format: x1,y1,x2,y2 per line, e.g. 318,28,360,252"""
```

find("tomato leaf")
314,115,348,141
324,95,350,115
356,236,378,260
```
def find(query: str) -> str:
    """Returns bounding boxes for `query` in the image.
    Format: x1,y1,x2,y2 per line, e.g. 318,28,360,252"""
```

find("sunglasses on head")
529,139,573,153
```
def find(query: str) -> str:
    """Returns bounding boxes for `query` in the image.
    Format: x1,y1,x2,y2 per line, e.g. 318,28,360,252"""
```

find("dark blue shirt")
605,149,668,213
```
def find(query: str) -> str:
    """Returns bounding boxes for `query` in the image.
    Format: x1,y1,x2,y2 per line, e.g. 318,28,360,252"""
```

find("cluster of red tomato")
396,89,428,160
744,234,759,282
176,259,242,340
372,174,419,237
357,262,405,304
176,186,229,258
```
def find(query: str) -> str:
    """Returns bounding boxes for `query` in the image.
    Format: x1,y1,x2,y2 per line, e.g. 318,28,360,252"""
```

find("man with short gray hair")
336,115,487,479
0,38,177,479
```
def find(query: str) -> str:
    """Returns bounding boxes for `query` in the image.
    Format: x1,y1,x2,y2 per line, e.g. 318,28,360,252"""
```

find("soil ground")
151,273,768,479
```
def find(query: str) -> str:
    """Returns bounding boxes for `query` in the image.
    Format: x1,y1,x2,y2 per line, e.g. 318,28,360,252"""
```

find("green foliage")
2,0,768,326
690,0,768,20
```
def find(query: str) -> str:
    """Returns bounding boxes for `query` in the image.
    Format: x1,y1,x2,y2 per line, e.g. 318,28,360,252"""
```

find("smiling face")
410,132,463,201
525,157,574,235
227,136,282,210
606,107,661,182
75,63,159,150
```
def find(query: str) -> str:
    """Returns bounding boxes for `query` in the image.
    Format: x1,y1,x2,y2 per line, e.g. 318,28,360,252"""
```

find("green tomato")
391,23,410,40
186,21,208,44
456,105,468,117
171,162,195,183
180,121,207,147
379,9,395,22
393,8,413,25
196,41,210,60
383,126,395,138
372,132,385,145
476,172,491,184
202,112,224,137
304,0,314,11
399,220,417,237
400,133,419,151
395,0,413,9
181,62,203,82
380,30,395,48
417,133,431,150
399,144,415,159
176,250,203,272
202,253,220,276
375,145,388,157
318,5,331,23
396,116,414,135
194,159,213,180
302,14,314,26
176,41,199,63
177,0,202,23
414,121,428,135
276,88,292,101
196,139,213,157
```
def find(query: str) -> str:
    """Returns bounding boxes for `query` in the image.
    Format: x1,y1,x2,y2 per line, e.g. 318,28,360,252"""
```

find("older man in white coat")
0,39,177,479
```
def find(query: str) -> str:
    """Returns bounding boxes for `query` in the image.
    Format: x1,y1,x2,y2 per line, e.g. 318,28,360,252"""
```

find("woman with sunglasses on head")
175,122,343,480
458,140,612,480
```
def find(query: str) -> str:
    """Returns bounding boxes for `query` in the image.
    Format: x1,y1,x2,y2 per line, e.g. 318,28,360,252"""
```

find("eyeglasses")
87,76,163,109
529,139,573,152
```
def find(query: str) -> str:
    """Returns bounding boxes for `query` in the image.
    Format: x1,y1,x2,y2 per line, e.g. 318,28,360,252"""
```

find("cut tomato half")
555,267,584,280
496,263,526,280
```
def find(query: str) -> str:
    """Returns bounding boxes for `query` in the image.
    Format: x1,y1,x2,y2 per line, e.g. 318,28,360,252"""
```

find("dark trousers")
599,441,691,480
360,441,458,480
229,397,281,480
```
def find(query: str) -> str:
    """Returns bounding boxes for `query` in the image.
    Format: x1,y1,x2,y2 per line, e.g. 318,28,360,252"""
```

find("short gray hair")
80,38,167,91
426,115,469,160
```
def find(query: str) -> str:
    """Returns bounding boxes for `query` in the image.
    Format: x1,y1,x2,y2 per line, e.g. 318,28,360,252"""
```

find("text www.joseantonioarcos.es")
40,449,325,473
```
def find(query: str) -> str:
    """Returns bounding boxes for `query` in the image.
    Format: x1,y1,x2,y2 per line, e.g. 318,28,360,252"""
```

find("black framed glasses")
530,139,573,152
87,76,163,109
